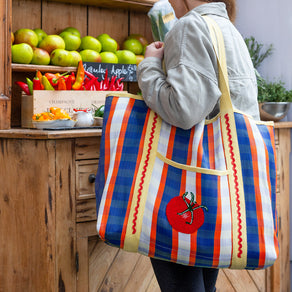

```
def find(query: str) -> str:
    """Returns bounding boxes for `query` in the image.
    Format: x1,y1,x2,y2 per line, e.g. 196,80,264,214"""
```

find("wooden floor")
89,237,267,292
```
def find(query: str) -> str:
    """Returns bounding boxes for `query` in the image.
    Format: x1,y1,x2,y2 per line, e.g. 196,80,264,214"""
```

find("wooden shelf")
12,63,77,73
47,0,158,12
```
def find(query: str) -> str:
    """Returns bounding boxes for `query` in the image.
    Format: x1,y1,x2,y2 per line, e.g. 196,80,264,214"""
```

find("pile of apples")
11,27,148,67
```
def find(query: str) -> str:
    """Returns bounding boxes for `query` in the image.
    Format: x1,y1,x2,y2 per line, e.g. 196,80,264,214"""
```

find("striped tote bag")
95,17,278,270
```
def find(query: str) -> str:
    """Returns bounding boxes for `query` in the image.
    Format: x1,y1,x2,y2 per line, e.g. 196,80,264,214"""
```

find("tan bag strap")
203,15,248,269
202,16,233,114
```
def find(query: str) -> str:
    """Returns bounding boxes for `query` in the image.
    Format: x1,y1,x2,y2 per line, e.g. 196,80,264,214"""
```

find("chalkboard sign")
83,62,137,82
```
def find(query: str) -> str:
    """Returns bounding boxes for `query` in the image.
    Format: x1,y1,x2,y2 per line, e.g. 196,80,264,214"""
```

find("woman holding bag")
137,0,260,291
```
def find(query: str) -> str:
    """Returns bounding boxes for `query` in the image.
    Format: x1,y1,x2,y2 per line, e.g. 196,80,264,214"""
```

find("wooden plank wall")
11,0,153,126
0,0,12,129
12,0,153,40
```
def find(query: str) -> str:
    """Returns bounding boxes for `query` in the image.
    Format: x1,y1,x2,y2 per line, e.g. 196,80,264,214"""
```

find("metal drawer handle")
88,174,96,183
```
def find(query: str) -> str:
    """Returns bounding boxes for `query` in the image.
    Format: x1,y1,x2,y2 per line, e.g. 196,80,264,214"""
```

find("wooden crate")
21,90,119,128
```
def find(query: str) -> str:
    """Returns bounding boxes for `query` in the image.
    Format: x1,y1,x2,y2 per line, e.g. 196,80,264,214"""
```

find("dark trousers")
150,257,219,292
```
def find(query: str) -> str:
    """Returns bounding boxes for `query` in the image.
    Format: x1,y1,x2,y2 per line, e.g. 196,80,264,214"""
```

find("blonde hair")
182,0,236,23
209,0,236,22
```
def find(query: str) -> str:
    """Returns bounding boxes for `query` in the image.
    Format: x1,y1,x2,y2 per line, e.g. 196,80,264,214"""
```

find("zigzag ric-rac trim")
224,113,243,258
132,113,158,234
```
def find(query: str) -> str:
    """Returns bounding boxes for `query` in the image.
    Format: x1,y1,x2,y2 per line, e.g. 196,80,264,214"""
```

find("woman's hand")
144,41,164,59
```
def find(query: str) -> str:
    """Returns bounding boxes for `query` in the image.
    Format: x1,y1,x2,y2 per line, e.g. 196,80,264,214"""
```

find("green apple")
100,51,118,63
39,35,65,54
61,27,81,38
126,34,148,47
115,50,136,64
97,33,110,42
31,47,50,65
69,51,82,67
33,28,47,46
12,43,33,64
59,31,81,51
79,36,101,52
50,49,74,67
97,35,118,53
14,28,39,48
122,38,143,55
79,49,102,62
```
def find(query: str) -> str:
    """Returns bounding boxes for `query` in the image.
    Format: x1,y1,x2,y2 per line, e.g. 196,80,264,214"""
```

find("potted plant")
245,37,292,121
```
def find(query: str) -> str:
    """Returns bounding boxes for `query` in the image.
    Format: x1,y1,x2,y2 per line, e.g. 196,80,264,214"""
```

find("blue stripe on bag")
154,126,192,260
170,127,193,165
102,99,149,246
202,127,211,169
155,166,184,261
195,174,219,267
235,113,263,268
95,96,113,216
257,124,277,229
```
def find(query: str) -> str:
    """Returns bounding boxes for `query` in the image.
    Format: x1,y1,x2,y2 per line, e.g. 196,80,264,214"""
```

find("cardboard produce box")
21,90,123,128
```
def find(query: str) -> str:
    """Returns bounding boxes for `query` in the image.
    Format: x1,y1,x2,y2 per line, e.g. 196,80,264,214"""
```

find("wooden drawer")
76,159,98,222
75,137,100,160
76,159,98,200
76,198,97,222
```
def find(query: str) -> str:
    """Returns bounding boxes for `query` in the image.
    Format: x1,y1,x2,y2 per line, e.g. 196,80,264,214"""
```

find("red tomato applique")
166,192,208,234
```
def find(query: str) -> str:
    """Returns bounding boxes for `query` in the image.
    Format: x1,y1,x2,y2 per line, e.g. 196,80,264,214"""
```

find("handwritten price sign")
83,62,137,82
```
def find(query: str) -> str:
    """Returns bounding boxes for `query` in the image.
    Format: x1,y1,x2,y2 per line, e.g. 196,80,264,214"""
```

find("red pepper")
57,77,67,90
108,76,117,91
100,80,104,91
15,81,30,95
44,73,58,86
103,69,109,90
116,77,124,91
94,79,101,90
35,71,45,89
84,77,90,84
66,75,73,90
84,77,98,90
119,83,124,91
70,72,76,83
33,77,43,90
85,70,95,80
72,61,85,90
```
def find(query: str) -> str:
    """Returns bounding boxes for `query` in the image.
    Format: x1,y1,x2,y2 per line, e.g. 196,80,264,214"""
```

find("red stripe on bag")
213,178,222,267
149,126,176,258
120,109,151,248
267,126,279,257
99,98,135,240
189,133,204,265
207,124,215,169
244,117,266,268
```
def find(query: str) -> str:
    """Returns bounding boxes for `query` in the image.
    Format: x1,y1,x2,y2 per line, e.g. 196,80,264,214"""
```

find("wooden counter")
0,128,102,139
0,123,290,292
0,128,102,291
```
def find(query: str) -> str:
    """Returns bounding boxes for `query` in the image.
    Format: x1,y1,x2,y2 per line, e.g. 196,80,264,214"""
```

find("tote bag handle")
203,16,249,268
203,16,233,114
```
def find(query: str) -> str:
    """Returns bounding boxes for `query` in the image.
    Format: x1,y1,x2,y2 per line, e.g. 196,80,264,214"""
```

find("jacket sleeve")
137,14,222,130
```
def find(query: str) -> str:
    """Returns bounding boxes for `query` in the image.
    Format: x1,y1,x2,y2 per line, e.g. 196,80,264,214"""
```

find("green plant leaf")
244,36,273,69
